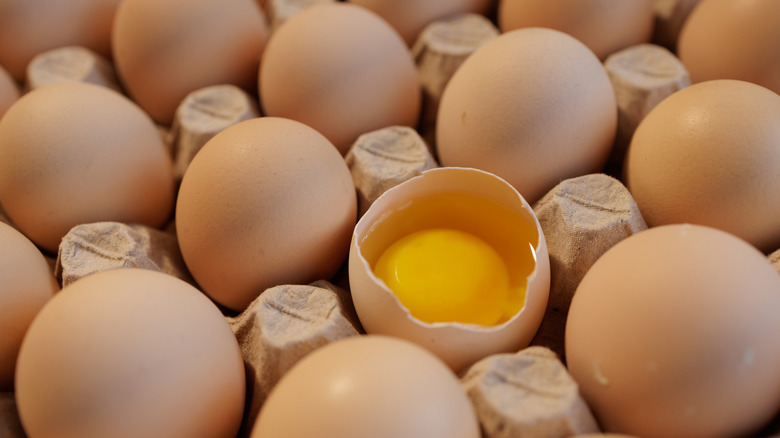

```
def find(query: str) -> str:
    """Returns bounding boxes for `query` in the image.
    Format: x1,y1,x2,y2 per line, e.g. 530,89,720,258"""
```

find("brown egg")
0,222,58,390
566,224,780,437
176,117,357,311
347,0,495,45
0,81,174,253
112,0,269,125
15,268,245,438
677,0,780,94
0,0,120,81
436,27,616,204
624,79,780,253
259,3,421,154
498,0,654,59
0,65,20,120
251,335,480,438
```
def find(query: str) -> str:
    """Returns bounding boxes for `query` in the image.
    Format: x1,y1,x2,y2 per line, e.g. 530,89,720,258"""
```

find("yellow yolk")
373,228,511,326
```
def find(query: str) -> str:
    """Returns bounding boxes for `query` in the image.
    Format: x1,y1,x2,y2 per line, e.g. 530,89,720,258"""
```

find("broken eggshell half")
349,167,550,372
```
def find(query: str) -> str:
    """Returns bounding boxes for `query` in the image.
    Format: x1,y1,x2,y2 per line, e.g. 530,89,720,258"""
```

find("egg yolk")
373,228,511,326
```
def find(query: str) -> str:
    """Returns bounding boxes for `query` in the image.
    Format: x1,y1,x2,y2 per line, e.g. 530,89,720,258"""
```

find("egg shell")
436,27,617,204
678,0,780,94
251,335,480,438
0,222,58,390
176,117,357,311
565,224,780,437
0,81,175,253
349,167,550,373
498,0,655,60
347,0,495,45
112,0,269,125
14,268,246,438
0,0,120,81
624,79,780,253
259,2,421,154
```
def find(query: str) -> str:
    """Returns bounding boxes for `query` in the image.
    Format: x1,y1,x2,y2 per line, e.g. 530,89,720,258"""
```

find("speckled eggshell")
0,222,58,390
259,3,421,154
436,27,616,204
0,65,20,120
0,81,174,253
251,335,480,438
176,117,357,312
624,79,780,253
678,0,780,94
0,0,120,81
112,0,269,125
498,0,654,60
566,224,780,437
347,0,495,45
15,268,246,438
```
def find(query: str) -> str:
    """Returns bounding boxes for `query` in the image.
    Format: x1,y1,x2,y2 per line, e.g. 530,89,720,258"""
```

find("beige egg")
0,222,58,390
0,65,20,120
347,0,495,45
259,3,421,154
624,79,780,253
436,27,616,204
15,268,245,438
498,0,654,60
349,167,550,373
678,0,780,94
251,335,480,438
112,0,269,125
566,224,780,437
0,0,120,81
176,117,357,311
0,81,174,253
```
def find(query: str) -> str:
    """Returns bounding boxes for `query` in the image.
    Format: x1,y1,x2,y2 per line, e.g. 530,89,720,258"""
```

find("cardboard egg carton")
24,46,122,93
2,0,780,437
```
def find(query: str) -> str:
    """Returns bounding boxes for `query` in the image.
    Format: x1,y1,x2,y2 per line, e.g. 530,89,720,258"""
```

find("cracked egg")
348,167,550,373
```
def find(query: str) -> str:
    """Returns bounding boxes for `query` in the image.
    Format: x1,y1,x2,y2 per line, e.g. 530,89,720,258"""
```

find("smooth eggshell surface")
0,222,58,390
678,0,780,94
347,0,495,45
566,224,780,437
259,3,421,154
15,268,246,438
349,167,550,373
0,81,174,253
498,0,654,60
112,0,268,125
436,27,616,204
0,0,120,81
251,335,480,438
624,79,780,253
176,117,357,311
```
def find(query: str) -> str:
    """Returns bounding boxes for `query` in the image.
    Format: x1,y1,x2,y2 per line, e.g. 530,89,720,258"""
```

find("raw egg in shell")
349,167,550,373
